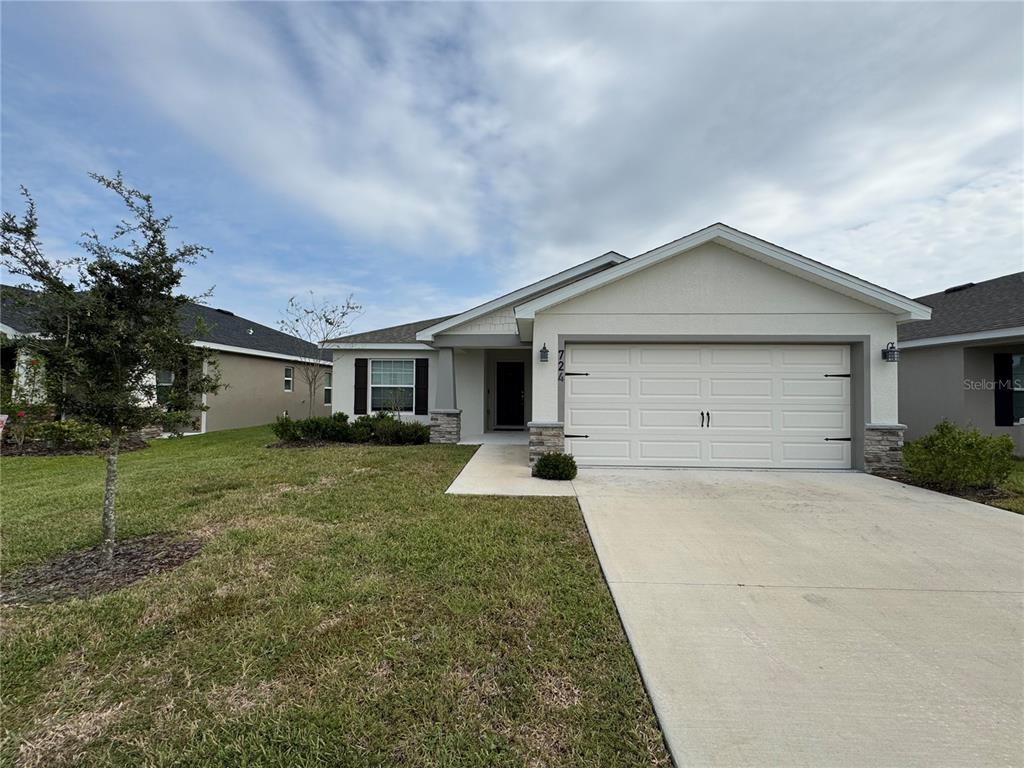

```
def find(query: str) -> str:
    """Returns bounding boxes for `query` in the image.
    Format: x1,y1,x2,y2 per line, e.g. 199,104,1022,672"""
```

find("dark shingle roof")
898,272,1024,342
326,315,456,344
1,285,329,361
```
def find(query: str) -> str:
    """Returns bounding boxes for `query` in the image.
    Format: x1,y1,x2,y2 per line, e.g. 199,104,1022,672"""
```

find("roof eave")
415,251,628,342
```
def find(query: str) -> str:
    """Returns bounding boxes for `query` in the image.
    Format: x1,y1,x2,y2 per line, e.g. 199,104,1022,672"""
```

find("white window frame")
323,372,332,406
284,366,294,392
370,359,416,413
155,370,174,405
1013,354,1024,425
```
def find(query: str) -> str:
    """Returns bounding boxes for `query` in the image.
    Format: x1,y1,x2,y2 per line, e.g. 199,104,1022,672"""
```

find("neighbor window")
1014,354,1024,425
155,370,174,405
370,359,414,412
323,372,332,406
284,366,294,392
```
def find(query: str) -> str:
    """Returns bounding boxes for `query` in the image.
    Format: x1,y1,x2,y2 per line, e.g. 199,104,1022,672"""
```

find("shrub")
271,415,302,443
904,420,1015,492
350,412,429,445
533,452,578,480
28,419,108,450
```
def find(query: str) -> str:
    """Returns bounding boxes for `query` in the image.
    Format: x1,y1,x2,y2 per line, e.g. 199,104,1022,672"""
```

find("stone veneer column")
528,421,564,465
429,409,461,444
863,423,906,476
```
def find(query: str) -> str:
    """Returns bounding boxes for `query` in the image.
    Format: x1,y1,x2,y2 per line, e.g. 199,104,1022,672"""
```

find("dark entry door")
495,361,525,427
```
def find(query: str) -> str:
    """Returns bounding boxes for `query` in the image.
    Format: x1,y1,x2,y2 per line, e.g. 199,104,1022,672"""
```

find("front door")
495,361,526,427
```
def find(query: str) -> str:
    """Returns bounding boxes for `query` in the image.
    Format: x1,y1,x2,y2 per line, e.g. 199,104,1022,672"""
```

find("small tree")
278,291,360,417
1,173,220,562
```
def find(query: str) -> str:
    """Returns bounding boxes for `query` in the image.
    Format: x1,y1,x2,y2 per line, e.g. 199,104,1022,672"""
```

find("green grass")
1,427,669,767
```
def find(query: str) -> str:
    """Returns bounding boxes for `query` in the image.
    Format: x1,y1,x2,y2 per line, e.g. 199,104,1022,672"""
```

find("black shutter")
354,358,368,415
414,358,428,415
994,353,1013,426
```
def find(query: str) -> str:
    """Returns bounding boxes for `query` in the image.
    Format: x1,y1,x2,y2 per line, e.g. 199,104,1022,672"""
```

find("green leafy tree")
1,173,220,562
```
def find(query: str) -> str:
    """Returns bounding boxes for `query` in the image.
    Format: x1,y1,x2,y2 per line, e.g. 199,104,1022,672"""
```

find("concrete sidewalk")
446,443,576,496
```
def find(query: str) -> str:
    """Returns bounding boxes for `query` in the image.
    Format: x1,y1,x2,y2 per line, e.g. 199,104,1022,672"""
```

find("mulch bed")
0,434,149,458
890,473,1020,508
1,534,202,605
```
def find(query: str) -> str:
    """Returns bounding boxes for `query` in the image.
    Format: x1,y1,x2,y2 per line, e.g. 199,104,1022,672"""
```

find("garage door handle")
563,372,589,376
706,411,710,428
823,374,851,378
565,433,589,439
824,437,851,442
700,411,705,428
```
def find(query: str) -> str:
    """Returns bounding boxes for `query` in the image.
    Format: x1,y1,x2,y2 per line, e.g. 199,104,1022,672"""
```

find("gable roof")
413,250,628,342
0,285,330,362
325,315,455,345
897,272,1024,344
514,223,931,332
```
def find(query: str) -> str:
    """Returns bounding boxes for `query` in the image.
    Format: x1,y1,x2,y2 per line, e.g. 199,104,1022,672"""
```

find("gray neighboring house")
1,286,331,432
897,272,1024,455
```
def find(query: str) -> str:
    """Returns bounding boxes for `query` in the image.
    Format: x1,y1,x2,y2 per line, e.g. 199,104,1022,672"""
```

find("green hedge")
904,420,1015,492
26,419,109,450
272,412,429,446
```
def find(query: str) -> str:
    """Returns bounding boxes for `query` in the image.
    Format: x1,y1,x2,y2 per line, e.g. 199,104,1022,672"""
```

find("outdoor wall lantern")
539,343,549,362
881,342,900,362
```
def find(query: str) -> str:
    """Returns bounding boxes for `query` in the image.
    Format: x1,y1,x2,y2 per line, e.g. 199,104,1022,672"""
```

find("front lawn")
1,427,668,767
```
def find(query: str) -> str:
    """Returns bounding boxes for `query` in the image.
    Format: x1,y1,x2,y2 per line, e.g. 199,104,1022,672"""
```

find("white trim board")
898,326,1024,349
195,341,331,364
514,223,932,328
323,342,433,351
415,251,627,342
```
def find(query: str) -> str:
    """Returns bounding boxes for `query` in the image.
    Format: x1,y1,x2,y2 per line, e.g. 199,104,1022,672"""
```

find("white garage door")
563,344,851,468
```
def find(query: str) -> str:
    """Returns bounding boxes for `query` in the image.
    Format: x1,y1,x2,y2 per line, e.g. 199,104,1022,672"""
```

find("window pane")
324,373,332,387
371,360,414,386
156,370,174,386
371,386,414,411
1013,391,1024,424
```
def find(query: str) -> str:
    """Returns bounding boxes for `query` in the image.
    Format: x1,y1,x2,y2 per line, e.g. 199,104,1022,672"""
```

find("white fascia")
899,326,1024,349
322,342,434,350
514,223,933,323
195,340,331,364
415,251,628,342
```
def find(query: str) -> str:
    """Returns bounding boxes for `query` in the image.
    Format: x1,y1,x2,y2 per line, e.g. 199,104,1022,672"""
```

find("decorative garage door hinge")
823,373,851,378
563,372,589,376
824,437,852,442
564,434,590,439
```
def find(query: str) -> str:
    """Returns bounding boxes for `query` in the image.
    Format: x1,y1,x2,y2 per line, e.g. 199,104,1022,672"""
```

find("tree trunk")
101,431,120,564
307,375,315,418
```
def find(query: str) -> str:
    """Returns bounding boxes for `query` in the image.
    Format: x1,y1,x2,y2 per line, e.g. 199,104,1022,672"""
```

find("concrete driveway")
575,469,1024,767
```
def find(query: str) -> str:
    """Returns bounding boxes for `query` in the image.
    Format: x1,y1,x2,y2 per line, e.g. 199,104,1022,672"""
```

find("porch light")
539,343,549,362
881,342,900,362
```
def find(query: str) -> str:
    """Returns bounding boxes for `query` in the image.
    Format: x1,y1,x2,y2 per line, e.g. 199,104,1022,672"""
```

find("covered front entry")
563,343,852,468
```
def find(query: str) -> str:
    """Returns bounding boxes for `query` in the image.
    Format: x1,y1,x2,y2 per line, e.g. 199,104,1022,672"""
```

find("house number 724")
557,349,565,381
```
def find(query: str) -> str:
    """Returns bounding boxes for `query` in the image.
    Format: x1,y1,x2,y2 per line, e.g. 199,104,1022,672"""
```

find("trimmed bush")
351,412,430,445
28,419,108,450
272,411,428,446
904,420,1015,492
533,452,578,480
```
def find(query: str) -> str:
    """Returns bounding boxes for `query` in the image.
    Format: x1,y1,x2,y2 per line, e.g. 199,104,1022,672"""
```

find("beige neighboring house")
1,286,331,432
325,223,932,474
897,273,1024,455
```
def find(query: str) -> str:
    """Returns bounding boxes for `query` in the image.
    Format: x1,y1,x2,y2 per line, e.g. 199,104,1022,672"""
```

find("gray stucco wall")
204,351,331,432
900,344,1023,454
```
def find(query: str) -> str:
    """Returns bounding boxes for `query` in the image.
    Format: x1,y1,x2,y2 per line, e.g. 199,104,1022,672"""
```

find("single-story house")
325,223,931,473
897,272,1023,455
1,285,331,432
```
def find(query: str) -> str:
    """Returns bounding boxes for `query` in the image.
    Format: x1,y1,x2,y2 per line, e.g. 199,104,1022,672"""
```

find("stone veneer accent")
429,409,461,444
528,421,564,465
864,423,906,476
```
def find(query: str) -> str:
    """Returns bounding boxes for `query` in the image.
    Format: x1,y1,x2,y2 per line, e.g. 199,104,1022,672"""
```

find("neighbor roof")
0,285,329,361
898,272,1024,342
325,315,456,344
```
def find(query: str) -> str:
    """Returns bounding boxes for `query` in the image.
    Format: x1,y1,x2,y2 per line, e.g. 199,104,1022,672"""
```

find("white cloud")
18,1,1024,324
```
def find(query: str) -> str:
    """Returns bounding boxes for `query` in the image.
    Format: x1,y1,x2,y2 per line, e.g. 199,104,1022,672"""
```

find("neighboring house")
325,223,931,473
1,286,331,432
897,273,1024,455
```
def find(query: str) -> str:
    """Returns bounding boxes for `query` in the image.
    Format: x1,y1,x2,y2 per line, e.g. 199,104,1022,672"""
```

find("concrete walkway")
575,468,1024,767
446,443,575,496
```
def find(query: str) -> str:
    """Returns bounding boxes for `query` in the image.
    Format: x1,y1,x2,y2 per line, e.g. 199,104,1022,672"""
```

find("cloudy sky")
2,2,1021,334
